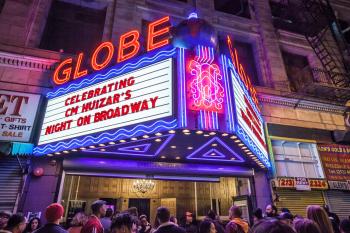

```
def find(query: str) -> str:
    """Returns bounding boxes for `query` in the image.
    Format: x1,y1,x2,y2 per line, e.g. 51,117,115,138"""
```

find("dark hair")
251,219,296,233
254,208,263,220
5,214,26,231
111,213,134,230
127,207,139,217
199,220,213,233
279,212,293,220
207,210,217,220
25,217,41,232
340,219,350,233
157,207,170,223
281,208,291,213
139,215,147,221
91,200,106,214
105,208,113,218
229,205,242,218
294,219,321,233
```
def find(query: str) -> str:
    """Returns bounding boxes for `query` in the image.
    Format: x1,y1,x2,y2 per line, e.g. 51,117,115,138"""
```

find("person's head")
5,214,26,233
340,219,350,233
307,205,334,233
105,208,113,218
199,220,216,233
229,205,242,219
185,211,193,223
139,215,149,227
45,203,64,224
156,207,170,224
251,219,296,233
170,216,177,225
207,210,217,221
265,204,278,217
0,211,11,229
294,219,321,233
127,207,138,217
253,208,263,223
70,212,88,227
91,200,107,218
25,217,41,232
111,213,137,233
281,208,291,213
279,212,293,226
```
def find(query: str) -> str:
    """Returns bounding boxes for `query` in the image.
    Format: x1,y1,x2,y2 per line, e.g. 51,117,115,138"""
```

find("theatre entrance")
59,175,253,225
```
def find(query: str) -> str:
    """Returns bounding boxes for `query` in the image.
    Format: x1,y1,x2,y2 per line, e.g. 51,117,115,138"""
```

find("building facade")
0,0,349,222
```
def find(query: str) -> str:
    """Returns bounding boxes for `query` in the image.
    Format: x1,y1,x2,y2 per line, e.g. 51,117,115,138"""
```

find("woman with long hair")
68,212,88,233
307,205,334,233
24,218,41,233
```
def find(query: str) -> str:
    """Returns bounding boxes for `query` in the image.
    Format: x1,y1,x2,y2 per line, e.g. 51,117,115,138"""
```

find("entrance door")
129,198,150,217
161,198,176,217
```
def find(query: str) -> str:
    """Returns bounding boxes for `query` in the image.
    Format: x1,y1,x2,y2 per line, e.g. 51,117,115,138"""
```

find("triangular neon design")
84,134,174,157
202,149,226,158
118,144,151,153
186,137,244,162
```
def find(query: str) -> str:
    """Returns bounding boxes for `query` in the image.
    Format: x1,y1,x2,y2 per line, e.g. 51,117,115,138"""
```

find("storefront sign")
0,90,40,142
295,177,311,191
38,59,173,145
317,144,350,182
53,16,171,86
328,181,350,190
275,177,328,190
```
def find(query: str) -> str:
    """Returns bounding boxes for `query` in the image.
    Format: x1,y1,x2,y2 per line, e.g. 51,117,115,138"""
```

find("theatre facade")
19,14,272,224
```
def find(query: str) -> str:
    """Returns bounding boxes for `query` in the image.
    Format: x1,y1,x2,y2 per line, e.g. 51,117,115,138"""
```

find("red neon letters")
53,16,170,86
227,36,259,109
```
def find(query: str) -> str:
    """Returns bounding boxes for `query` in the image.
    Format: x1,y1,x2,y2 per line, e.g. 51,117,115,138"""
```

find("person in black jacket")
180,211,198,233
34,203,68,233
204,210,224,233
153,207,185,233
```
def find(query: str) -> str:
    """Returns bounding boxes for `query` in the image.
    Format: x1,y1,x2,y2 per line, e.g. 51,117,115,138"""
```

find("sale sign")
0,90,40,142
38,58,173,145
317,144,350,182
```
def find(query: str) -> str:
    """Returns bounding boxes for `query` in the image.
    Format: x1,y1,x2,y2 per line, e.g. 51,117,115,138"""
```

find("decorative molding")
0,51,58,72
259,93,345,114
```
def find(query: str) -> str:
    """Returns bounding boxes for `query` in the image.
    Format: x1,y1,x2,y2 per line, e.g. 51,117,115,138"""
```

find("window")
39,0,107,54
219,35,260,86
269,1,302,34
0,0,5,14
281,51,314,92
272,140,324,178
214,0,251,19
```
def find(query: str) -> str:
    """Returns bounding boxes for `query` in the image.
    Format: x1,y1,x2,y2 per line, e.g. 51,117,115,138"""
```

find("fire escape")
272,0,350,103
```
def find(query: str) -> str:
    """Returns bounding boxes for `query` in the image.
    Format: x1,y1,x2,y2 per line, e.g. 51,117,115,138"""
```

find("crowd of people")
0,201,349,233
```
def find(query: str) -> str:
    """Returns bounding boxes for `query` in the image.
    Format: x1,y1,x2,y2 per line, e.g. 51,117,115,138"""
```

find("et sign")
0,90,40,142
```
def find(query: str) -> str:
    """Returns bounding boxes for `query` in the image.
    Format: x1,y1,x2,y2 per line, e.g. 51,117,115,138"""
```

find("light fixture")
71,149,78,152
196,130,203,135
54,152,61,155
204,134,210,137
133,179,155,194
175,156,181,160
160,155,166,159
100,148,106,152
238,143,244,147
170,146,176,149
155,132,162,136
209,132,216,135
230,158,235,160
47,154,53,157
230,135,237,139
222,133,229,136
89,145,96,148
98,144,105,147
184,132,191,135
131,137,137,141
183,129,190,133
211,152,216,156
80,147,87,150
168,130,176,134
134,148,140,151
63,150,69,154
155,139,162,142
108,142,116,145
244,149,250,152
234,140,241,143
143,135,150,138
187,146,193,150
119,139,126,143
211,143,217,147
242,146,247,149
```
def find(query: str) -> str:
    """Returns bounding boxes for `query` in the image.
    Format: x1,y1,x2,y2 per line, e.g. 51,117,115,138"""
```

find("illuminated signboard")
38,58,173,145
223,36,269,163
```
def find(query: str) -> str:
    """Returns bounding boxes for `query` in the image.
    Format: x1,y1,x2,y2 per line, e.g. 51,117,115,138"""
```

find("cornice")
0,51,58,72
259,93,345,114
